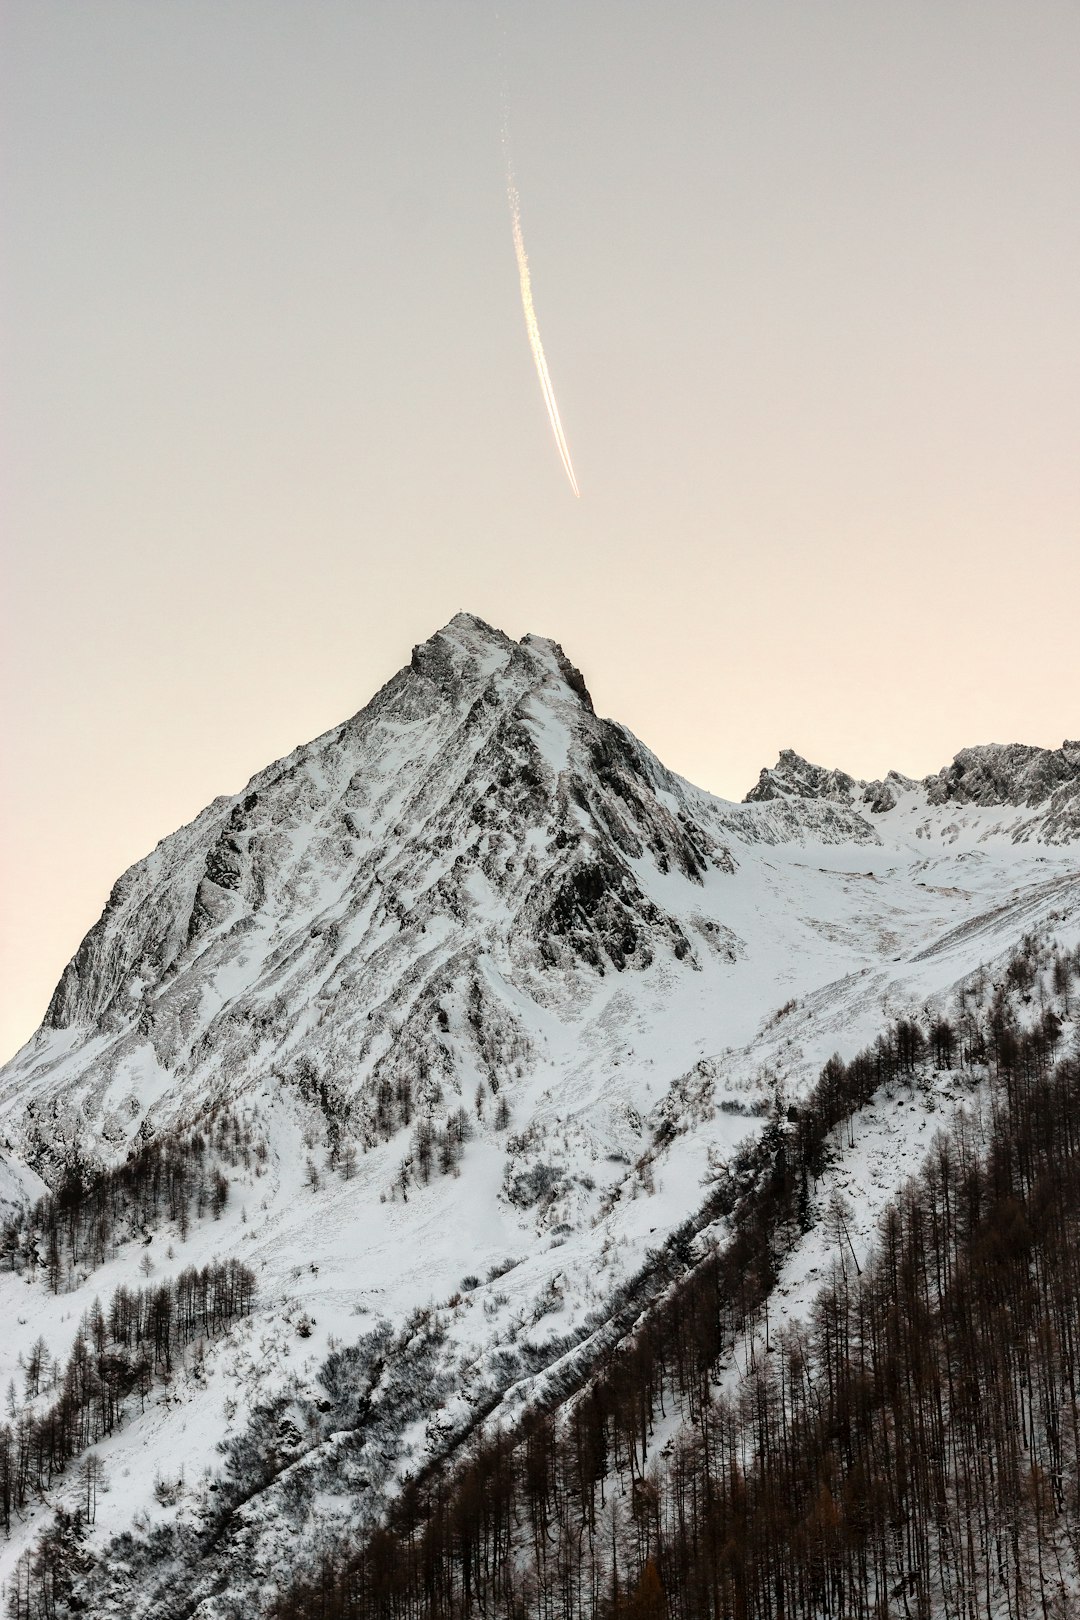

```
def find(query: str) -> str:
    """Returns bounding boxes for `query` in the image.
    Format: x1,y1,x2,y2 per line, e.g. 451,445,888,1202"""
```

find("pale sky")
3,1,1078,1062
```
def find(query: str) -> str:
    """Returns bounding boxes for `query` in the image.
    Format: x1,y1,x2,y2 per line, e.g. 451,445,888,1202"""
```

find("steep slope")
267,942,1080,1620
0,613,1077,1615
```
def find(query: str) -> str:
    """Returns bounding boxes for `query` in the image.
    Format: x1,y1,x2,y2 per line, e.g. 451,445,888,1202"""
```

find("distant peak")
745,750,859,805
925,740,1080,810
741,737,1080,833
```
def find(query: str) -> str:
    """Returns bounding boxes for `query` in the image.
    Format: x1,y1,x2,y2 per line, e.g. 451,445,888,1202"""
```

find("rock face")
924,741,1080,840
745,748,861,806
746,741,1080,843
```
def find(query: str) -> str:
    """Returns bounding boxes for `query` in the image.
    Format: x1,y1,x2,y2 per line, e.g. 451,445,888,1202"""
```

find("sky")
2,0,1078,1062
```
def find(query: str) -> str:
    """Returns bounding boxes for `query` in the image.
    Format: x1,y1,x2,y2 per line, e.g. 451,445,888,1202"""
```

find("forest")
1,1255,256,1541
1,1108,258,1292
266,940,1080,1620
0,1113,259,1614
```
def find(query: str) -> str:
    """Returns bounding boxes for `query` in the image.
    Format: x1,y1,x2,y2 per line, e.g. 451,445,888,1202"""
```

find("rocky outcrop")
745,749,861,806
745,741,1080,844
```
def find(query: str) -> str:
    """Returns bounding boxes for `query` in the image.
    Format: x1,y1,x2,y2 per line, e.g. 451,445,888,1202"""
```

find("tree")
23,1336,48,1401
627,1557,667,1618
931,1017,956,1070
824,1190,861,1279
78,1452,106,1523
1052,953,1072,1013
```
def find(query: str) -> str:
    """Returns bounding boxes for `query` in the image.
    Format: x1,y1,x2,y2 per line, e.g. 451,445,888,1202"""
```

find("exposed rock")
745,742,1080,844
745,749,860,805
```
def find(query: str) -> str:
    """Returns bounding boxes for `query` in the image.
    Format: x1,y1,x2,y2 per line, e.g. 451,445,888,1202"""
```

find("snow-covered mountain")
1,612,1077,1615
748,737,1080,841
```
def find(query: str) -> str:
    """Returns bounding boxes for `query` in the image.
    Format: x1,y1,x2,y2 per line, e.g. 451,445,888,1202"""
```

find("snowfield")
0,613,1077,1612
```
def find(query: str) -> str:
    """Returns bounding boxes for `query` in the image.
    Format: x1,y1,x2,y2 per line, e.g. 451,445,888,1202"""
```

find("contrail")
504,153,581,498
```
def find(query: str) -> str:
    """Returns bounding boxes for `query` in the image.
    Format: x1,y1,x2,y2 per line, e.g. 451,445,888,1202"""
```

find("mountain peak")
28,611,722,1065
439,610,510,647
742,738,1080,841
406,614,596,715
744,749,860,805
408,612,513,682
926,740,1080,808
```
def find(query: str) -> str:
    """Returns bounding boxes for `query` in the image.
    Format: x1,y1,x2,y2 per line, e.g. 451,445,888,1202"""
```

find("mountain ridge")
6,613,1077,1180
32,613,1080,1057
748,736,1080,837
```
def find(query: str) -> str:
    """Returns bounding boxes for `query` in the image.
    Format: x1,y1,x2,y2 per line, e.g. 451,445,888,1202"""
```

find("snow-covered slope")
0,612,1077,1613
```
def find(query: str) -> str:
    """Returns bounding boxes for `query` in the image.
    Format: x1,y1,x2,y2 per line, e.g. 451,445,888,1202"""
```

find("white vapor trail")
505,161,581,498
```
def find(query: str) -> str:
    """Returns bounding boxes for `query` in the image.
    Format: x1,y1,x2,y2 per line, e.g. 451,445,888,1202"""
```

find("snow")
0,614,1077,1607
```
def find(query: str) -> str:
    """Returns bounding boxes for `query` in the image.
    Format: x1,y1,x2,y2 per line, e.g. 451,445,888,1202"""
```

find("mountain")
749,737,1080,840
0,612,1077,1616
